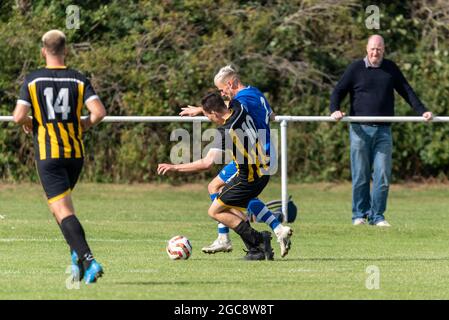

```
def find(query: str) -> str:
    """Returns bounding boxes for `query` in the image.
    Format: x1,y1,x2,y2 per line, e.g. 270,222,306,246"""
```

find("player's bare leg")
49,194,75,224
202,177,233,254
208,176,225,196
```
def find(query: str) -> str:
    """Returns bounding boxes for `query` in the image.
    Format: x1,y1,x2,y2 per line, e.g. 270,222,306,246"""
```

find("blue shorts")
218,161,238,183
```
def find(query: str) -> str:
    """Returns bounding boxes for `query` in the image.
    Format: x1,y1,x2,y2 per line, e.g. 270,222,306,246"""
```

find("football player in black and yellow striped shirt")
158,92,276,260
13,30,106,284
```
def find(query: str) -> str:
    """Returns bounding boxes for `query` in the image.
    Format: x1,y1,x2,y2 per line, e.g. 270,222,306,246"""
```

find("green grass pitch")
1,181,449,299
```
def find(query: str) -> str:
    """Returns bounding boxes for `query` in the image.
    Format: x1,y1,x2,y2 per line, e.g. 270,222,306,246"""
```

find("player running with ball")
180,66,292,259
159,92,290,260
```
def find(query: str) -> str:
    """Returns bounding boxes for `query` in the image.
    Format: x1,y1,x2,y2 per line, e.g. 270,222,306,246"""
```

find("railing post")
280,120,288,222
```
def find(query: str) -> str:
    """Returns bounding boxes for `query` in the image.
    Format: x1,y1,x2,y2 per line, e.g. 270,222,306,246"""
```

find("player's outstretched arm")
157,149,222,175
179,105,204,117
82,98,107,131
13,103,33,134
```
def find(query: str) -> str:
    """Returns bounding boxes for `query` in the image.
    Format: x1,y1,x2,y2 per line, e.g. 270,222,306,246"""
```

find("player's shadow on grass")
297,257,449,262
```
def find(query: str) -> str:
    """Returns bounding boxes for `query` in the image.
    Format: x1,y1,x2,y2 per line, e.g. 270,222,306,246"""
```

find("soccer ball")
166,235,192,260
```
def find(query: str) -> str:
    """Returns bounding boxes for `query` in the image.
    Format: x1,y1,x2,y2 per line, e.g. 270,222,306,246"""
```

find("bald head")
366,34,385,66
42,30,66,57
368,34,384,47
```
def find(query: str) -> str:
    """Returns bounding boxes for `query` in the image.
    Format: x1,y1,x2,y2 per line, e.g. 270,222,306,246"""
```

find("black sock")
241,220,253,251
58,223,73,254
234,220,263,248
58,222,85,256
60,215,93,265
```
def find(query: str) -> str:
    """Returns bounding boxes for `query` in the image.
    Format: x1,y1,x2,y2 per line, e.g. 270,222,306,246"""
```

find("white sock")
273,224,284,238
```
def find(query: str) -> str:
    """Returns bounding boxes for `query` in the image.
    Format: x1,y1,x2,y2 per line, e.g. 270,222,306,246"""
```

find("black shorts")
217,175,270,211
35,158,83,203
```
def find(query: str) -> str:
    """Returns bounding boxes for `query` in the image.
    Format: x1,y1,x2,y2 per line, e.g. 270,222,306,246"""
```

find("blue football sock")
247,199,281,231
218,223,229,236
210,193,219,201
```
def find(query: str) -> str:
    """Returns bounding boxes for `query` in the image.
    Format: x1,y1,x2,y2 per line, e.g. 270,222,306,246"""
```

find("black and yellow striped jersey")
211,100,270,182
18,67,99,160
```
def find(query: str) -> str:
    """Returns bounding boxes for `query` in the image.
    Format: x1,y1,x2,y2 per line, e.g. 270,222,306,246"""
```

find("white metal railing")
4,115,449,122
2,115,449,222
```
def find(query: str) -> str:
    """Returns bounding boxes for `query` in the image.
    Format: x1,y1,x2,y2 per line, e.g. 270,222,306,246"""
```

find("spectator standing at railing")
329,34,433,227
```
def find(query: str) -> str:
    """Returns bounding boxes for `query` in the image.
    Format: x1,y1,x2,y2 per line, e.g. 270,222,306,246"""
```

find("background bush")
1,0,448,183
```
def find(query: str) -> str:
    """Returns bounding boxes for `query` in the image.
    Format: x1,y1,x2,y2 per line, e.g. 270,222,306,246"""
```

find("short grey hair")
214,65,240,85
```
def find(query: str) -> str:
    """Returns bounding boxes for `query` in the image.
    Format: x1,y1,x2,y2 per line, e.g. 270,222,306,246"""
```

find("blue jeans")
350,124,392,225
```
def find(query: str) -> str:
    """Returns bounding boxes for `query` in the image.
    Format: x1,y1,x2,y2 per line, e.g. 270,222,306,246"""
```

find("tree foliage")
1,0,448,182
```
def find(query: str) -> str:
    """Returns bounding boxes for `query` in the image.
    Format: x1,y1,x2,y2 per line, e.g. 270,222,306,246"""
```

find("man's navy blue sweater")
330,58,427,117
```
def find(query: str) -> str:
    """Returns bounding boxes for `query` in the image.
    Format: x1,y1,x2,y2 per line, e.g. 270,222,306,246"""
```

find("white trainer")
376,220,391,227
276,226,293,258
353,218,366,225
201,238,233,254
